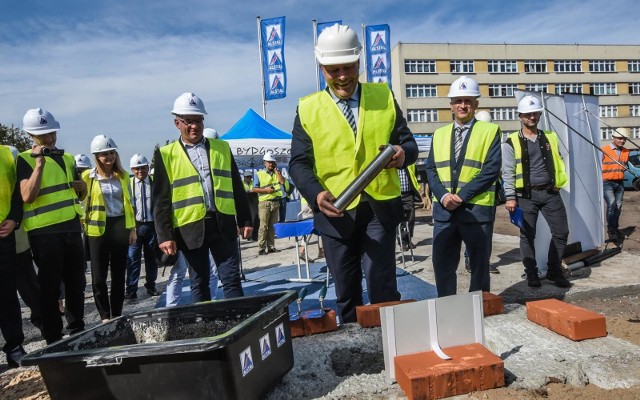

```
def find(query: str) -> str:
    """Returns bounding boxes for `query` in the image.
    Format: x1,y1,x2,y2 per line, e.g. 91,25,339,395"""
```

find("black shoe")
6,346,26,369
464,256,471,273
527,272,541,287
489,265,500,274
124,292,137,300
268,248,281,253
146,288,160,296
258,249,267,255
546,271,571,288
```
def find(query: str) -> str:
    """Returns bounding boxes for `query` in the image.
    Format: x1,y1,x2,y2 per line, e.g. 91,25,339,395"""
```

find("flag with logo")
365,24,391,87
260,16,287,100
316,20,342,90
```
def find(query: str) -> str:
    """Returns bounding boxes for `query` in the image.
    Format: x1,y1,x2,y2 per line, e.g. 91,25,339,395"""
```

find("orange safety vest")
601,145,629,181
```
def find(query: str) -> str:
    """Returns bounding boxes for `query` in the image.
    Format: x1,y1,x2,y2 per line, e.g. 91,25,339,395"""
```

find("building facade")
390,43,640,142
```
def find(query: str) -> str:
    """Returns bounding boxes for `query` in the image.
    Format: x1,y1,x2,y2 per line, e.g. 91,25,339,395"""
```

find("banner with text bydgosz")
365,24,391,87
261,17,287,100
316,20,342,90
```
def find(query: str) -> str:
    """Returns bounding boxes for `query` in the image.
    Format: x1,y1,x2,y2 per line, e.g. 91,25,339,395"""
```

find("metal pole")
256,16,267,119
580,106,640,150
313,19,320,91
361,24,367,82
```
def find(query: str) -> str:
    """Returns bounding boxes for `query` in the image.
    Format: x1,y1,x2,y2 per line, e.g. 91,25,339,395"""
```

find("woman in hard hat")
82,135,135,323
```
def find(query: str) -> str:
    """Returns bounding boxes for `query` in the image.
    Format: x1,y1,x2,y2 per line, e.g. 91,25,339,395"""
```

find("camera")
31,147,65,157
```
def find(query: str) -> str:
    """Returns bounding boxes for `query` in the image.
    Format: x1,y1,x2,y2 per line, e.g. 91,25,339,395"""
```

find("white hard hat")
203,128,219,139
447,76,481,98
129,153,149,168
263,153,276,162
517,95,544,114
475,110,492,123
243,169,254,177
90,134,118,154
22,108,61,135
74,153,92,169
171,92,207,116
612,127,630,138
315,24,362,66
6,146,19,160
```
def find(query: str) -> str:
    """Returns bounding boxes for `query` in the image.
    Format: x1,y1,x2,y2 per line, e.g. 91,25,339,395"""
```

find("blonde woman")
82,135,135,322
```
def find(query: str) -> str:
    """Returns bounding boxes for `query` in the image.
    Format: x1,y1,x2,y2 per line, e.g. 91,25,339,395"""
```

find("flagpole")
361,24,367,82
256,16,267,119
313,19,320,91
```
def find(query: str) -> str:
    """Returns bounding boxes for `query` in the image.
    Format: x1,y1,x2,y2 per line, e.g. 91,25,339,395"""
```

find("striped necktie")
454,127,465,162
140,180,147,222
339,99,357,135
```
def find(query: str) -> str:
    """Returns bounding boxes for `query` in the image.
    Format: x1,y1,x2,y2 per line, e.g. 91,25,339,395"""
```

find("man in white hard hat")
153,93,253,301
601,128,630,240
124,154,159,300
17,108,87,343
289,24,417,323
503,95,570,288
253,152,289,255
426,76,502,297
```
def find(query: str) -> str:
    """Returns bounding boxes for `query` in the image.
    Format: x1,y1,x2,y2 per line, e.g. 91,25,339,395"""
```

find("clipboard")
509,207,525,230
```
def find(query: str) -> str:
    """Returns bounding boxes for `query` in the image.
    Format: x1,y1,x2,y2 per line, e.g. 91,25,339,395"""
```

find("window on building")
405,84,437,98
554,60,582,73
488,84,517,97
589,60,616,73
450,60,474,74
629,60,640,73
632,127,640,139
630,83,640,94
599,105,618,117
524,60,547,73
525,83,548,93
404,60,436,74
490,108,517,121
407,109,438,123
590,83,617,95
487,60,517,73
601,127,615,140
555,83,583,94
630,105,640,116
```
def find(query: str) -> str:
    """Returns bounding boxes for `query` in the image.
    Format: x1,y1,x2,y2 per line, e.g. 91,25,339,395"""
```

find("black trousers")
30,232,86,344
16,249,42,326
0,232,24,354
89,216,129,320
399,191,416,244
322,202,400,323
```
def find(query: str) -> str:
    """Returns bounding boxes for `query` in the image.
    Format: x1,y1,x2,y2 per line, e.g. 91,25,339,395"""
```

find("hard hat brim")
25,127,60,135
91,147,118,154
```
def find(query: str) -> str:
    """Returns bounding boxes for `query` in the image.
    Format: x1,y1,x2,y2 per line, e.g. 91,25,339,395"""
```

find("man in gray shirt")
502,96,570,288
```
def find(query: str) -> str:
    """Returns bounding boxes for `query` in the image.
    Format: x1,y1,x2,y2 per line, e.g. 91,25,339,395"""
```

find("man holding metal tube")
289,23,417,323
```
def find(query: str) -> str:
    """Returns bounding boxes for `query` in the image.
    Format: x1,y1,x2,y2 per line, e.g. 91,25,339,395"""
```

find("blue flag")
316,20,342,90
260,17,287,100
364,24,391,87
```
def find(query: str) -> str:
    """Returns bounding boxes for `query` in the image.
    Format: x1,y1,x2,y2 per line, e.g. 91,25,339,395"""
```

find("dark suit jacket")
153,138,252,250
289,88,418,239
425,121,502,223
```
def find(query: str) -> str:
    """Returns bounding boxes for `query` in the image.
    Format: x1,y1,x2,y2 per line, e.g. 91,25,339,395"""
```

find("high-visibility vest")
20,152,83,231
508,130,568,189
256,170,289,202
242,179,252,192
407,164,420,193
0,147,15,222
601,145,629,181
432,121,498,206
82,169,135,236
159,139,236,228
298,83,400,210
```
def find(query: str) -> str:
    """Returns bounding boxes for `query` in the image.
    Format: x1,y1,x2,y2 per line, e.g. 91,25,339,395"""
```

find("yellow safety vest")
256,169,289,202
82,169,135,236
0,147,16,222
159,139,236,228
508,130,568,189
407,164,420,193
298,83,400,210
19,152,83,231
432,122,498,206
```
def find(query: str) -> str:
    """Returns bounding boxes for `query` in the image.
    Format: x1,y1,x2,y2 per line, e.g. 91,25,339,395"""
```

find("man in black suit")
426,76,502,297
289,24,417,323
153,92,253,302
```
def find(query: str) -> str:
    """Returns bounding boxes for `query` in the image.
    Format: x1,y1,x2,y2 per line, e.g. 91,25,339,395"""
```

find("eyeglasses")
177,117,204,126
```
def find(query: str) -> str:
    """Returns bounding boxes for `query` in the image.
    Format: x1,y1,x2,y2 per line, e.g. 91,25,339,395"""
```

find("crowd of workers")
0,23,630,368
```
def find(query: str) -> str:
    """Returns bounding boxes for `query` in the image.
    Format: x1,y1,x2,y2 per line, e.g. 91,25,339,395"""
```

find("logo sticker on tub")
240,346,254,377
260,333,271,360
276,322,286,347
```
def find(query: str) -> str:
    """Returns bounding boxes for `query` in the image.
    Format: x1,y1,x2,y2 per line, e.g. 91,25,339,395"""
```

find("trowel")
289,286,307,321
302,285,328,319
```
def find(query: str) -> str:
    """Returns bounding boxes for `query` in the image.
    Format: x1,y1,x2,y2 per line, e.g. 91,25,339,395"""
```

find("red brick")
290,309,338,337
289,318,305,338
482,292,504,316
356,299,416,328
394,343,505,400
526,299,607,341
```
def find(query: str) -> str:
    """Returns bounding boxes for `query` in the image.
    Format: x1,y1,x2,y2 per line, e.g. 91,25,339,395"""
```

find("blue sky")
1,0,638,165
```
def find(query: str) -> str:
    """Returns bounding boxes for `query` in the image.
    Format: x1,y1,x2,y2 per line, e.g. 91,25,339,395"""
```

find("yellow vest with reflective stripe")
407,164,420,193
20,152,84,231
82,169,135,236
508,130,568,189
256,169,288,201
0,147,16,222
432,122,497,206
298,83,400,210
159,139,236,228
